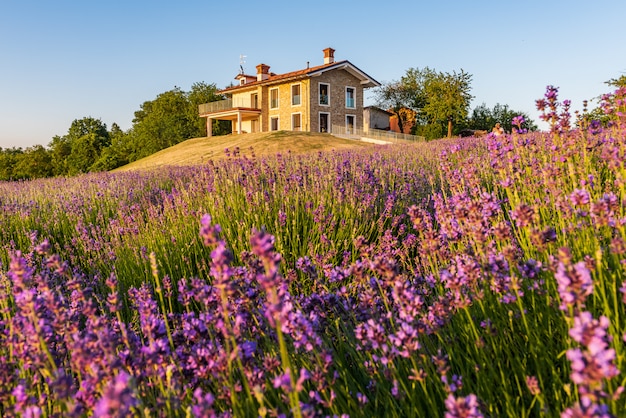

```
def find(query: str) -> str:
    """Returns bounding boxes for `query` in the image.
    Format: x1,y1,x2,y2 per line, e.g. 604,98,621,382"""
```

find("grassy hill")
113,131,375,172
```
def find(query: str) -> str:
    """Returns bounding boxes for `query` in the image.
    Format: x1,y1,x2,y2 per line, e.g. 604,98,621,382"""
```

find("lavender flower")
92,372,138,418
444,394,484,418
555,261,593,310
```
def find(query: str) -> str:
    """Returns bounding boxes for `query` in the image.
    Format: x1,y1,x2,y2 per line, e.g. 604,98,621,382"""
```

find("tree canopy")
127,83,226,160
467,103,537,134
374,67,473,138
422,69,473,138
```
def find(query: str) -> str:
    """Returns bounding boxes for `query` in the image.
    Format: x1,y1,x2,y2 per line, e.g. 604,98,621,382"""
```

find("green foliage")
12,145,53,179
466,103,538,133
128,88,192,159
413,122,444,140
90,124,131,171
606,74,626,88
421,69,473,137
375,67,473,138
47,117,111,176
187,82,226,136
373,80,415,134
0,147,25,180
583,75,626,129
127,84,227,160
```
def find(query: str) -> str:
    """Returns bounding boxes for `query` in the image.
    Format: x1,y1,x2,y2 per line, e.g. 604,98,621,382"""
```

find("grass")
113,131,375,172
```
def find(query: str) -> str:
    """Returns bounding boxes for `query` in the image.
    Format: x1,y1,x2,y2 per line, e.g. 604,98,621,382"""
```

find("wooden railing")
331,125,426,143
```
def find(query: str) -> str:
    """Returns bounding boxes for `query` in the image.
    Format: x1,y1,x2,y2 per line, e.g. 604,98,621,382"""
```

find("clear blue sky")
1,0,624,149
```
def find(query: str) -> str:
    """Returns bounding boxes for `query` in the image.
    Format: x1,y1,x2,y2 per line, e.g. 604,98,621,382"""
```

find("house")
199,48,380,136
364,106,392,131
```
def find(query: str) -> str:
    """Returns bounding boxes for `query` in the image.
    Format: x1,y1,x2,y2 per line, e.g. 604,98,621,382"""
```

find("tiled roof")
219,60,379,93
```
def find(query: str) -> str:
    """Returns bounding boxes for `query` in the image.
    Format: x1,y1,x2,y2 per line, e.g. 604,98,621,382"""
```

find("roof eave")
307,61,380,88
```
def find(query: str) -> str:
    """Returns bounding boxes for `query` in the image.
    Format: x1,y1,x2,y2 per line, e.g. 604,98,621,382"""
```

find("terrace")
199,98,261,136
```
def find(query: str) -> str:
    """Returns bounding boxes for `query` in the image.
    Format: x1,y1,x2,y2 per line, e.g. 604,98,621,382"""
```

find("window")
319,112,330,133
270,88,279,109
270,117,279,131
346,87,355,109
291,84,301,106
319,83,329,106
292,113,302,131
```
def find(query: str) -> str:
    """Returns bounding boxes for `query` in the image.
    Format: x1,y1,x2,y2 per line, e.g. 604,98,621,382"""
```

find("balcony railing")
198,98,259,115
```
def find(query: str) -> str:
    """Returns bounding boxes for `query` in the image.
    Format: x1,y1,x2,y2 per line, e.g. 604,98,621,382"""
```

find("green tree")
0,147,24,181
128,87,197,160
12,145,53,179
188,82,229,136
48,135,72,175
582,75,626,130
422,69,473,138
91,123,132,171
66,132,109,174
374,67,473,139
467,103,537,134
48,117,110,175
373,80,416,134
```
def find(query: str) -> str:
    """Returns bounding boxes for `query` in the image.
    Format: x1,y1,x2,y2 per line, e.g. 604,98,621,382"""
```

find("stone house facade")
199,48,380,136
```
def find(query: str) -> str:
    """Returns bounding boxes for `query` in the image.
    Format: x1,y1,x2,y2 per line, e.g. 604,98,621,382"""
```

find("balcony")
198,98,259,115
199,97,261,137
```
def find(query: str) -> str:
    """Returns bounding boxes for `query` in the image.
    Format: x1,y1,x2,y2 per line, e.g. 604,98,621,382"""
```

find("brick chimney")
323,47,335,64
256,63,270,81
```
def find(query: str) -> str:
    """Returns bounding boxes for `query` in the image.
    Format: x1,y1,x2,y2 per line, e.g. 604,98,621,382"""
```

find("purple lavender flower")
191,387,217,418
555,261,593,310
525,376,541,396
199,214,222,247
444,394,484,418
512,115,526,133
92,372,138,418
273,369,293,392
569,189,590,207
510,204,536,228
564,310,618,415
561,397,614,418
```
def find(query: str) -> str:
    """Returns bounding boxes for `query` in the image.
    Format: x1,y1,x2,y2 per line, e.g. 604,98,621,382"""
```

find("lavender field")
1,87,625,417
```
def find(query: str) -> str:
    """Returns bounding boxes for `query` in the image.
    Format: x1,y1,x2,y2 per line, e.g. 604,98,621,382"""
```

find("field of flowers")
0,86,625,417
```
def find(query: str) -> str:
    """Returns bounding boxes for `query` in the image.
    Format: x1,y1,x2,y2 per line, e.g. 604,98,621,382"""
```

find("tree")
374,67,473,139
187,82,229,136
66,132,109,174
91,123,131,171
0,147,24,180
373,80,416,134
128,87,197,160
422,69,473,138
13,145,53,179
48,117,110,175
467,103,537,134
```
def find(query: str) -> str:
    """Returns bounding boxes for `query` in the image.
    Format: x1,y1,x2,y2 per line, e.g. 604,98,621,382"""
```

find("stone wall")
308,69,364,133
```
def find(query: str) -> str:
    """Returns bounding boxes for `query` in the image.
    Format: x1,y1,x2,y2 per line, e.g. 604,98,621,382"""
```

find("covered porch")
199,99,261,136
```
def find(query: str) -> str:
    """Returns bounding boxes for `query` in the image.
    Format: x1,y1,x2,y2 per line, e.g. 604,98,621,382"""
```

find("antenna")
239,54,247,74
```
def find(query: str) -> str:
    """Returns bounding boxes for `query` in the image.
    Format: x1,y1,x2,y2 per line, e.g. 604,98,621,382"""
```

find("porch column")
237,112,242,134
206,117,213,137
